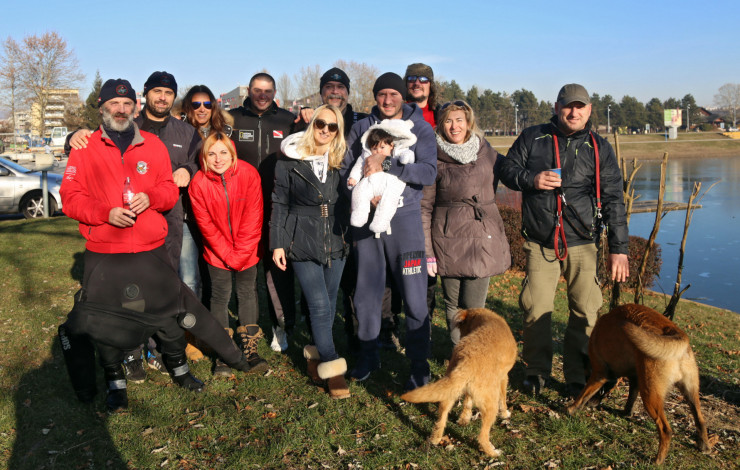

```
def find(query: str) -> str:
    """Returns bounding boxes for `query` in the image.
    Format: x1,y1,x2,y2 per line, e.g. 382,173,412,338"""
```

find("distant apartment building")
220,86,249,111
29,89,81,137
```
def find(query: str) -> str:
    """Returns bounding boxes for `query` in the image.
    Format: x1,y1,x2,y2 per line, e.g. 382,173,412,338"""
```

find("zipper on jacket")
257,118,262,167
291,166,331,266
221,174,233,236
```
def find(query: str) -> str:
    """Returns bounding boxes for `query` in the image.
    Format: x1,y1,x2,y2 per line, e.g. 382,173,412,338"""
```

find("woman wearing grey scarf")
420,100,511,346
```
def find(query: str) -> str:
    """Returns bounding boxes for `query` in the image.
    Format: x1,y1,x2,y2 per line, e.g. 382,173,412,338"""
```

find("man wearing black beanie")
342,72,437,392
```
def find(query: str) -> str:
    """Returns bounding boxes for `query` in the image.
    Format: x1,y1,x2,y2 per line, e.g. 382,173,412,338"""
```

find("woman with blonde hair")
189,132,266,376
421,100,511,346
270,105,351,398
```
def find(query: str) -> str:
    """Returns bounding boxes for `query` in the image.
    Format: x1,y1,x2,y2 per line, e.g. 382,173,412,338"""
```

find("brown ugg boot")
318,358,350,399
236,325,268,374
303,345,323,385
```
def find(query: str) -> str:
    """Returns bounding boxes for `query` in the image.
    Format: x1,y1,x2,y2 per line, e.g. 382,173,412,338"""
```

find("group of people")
58,62,629,412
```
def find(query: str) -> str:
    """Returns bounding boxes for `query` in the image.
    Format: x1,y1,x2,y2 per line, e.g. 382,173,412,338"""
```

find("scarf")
435,134,480,164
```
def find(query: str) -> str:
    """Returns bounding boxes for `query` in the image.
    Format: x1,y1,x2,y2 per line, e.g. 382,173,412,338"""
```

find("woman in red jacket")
189,132,266,376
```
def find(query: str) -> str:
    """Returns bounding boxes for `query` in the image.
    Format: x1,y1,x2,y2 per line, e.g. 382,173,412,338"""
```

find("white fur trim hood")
280,131,326,161
360,119,417,153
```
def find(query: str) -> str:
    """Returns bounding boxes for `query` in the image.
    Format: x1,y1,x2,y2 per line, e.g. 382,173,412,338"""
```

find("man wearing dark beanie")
67,71,204,381
404,63,439,128
59,77,257,412
342,72,437,391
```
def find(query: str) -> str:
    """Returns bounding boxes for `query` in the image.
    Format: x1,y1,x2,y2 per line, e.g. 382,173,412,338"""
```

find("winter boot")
236,325,269,374
103,363,128,413
349,339,380,382
318,358,351,399
303,345,323,385
164,352,204,392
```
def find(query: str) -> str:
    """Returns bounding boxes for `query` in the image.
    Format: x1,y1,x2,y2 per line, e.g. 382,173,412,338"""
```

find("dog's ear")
454,309,471,326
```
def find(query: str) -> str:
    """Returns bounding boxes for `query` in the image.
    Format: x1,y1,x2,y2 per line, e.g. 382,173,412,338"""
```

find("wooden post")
634,152,668,304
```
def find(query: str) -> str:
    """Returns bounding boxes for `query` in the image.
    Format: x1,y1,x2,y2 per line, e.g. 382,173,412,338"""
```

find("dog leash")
552,132,601,261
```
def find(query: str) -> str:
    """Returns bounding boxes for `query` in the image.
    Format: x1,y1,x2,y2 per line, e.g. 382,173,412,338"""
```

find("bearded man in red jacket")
59,79,251,413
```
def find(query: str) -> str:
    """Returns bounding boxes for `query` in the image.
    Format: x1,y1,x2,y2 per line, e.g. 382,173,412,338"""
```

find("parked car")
0,156,63,218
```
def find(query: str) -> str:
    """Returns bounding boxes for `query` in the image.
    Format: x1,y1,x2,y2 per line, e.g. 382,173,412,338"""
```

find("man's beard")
102,108,134,132
146,99,172,119
407,92,426,104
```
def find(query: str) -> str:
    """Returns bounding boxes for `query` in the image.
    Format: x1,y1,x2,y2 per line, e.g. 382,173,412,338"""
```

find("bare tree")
714,83,740,128
294,64,321,102
0,37,27,134
332,60,379,113
276,73,294,109
15,31,84,137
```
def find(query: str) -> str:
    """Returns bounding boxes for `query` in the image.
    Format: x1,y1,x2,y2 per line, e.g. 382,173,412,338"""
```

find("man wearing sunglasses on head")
404,63,440,129
228,72,298,353
66,71,204,382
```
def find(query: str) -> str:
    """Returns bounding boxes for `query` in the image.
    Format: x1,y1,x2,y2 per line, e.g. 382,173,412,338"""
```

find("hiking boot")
270,325,288,352
213,359,232,377
522,375,547,396
146,351,169,376
237,325,269,373
104,364,128,413
122,353,146,383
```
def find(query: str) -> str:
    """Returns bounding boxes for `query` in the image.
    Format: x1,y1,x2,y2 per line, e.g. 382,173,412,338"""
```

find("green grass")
1,217,738,469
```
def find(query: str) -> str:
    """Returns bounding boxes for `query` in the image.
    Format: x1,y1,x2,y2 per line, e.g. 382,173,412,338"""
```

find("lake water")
628,157,740,313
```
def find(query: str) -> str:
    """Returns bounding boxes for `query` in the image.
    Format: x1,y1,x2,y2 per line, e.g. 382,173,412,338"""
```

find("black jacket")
270,134,348,265
498,117,628,254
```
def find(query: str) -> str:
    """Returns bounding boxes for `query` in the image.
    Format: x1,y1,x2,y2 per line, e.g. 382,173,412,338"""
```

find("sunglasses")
440,100,468,111
191,101,212,110
406,75,430,83
314,118,339,133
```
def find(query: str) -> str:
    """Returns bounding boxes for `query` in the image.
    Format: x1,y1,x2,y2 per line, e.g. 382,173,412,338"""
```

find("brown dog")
401,308,517,457
567,303,711,465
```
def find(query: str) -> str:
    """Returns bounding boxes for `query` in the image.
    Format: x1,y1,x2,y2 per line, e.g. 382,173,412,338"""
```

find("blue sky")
4,0,738,108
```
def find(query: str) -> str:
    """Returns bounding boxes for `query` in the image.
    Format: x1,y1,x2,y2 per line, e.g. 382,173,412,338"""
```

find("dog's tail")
624,322,689,360
400,375,463,404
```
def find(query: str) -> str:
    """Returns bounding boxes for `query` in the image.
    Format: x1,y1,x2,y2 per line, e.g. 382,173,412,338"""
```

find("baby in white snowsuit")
348,119,417,234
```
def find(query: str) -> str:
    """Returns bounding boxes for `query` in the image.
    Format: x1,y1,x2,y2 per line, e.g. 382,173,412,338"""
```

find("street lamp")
686,104,690,132
607,104,611,134
514,104,519,135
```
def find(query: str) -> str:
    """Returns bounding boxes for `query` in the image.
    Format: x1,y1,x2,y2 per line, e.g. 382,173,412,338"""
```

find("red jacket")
61,125,178,253
189,159,263,271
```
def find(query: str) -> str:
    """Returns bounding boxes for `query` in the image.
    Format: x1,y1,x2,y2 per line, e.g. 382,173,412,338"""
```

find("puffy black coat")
498,117,628,254
269,134,348,265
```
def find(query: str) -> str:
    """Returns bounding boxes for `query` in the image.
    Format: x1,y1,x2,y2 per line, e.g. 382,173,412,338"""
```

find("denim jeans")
292,258,346,363
179,222,201,300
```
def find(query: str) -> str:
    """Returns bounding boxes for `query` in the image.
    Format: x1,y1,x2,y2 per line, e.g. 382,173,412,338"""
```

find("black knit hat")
372,72,406,100
98,79,136,106
320,67,350,93
143,71,177,96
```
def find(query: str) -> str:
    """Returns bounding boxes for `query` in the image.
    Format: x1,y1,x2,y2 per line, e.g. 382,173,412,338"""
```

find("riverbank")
488,132,740,160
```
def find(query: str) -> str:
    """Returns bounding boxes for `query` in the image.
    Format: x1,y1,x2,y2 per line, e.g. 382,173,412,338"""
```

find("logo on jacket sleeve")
273,130,283,139
239,130,254,142
64,165,77,181
136,161,149,174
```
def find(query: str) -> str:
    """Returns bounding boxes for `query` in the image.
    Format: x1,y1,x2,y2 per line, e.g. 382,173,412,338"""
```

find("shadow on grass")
9,337,127,469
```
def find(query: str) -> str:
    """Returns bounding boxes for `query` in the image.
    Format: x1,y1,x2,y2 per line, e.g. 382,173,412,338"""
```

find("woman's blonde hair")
436,100,484,143
200,132,237,172
295,104,346,169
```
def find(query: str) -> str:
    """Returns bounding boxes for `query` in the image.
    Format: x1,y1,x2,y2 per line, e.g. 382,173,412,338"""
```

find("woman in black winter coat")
270,105,351,399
